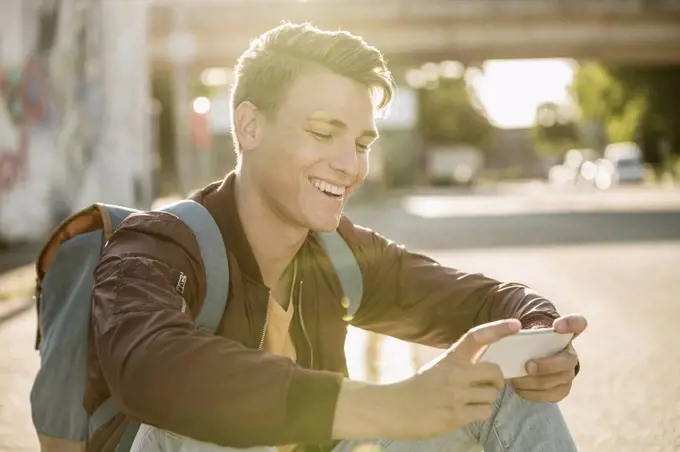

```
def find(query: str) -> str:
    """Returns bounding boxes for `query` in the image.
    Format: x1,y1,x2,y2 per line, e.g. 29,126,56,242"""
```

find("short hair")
230,22,394,151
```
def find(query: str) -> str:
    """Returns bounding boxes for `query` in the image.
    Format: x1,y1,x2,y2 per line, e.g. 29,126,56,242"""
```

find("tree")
612,66,680,171
418,73,493,149
571,62,680,173
570,62,647,144
531,101,582,157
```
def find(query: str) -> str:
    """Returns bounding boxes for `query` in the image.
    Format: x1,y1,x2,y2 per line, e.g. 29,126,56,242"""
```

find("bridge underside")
147,1,680,73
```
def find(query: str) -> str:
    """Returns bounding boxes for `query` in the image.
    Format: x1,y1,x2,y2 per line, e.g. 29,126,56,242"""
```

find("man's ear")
233,101,261,153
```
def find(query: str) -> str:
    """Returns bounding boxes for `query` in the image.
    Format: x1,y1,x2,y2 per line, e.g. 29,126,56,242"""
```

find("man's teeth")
311,179,345,196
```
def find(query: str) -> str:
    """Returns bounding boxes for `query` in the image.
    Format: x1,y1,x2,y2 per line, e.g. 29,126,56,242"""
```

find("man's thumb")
452,319,521,362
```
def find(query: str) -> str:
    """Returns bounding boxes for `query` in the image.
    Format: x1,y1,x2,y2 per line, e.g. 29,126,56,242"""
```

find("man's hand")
333,319,521,441
510,314,587,403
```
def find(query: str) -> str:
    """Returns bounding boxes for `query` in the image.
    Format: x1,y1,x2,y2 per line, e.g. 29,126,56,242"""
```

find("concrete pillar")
0,1,26,66
75,0,151,209
168,7,198,197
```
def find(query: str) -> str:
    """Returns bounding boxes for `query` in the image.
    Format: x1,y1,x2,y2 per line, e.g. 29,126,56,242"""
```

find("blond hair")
230,22,394,152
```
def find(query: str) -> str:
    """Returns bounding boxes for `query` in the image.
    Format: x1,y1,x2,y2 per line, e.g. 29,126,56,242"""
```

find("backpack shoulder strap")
319,231,363,321
102,204,141,234
160,200,229,333
34,204,139,350
91,201,229,451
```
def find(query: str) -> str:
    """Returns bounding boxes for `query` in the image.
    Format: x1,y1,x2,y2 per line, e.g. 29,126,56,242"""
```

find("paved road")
0,299,38,452
348,186,680,451
2,186,680,451
347,242,680,452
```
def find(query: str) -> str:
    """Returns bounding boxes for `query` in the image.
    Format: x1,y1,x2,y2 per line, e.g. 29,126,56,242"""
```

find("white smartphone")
477,328,574,379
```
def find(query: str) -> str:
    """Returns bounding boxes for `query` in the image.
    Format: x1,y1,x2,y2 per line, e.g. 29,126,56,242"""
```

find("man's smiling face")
239,68,378,232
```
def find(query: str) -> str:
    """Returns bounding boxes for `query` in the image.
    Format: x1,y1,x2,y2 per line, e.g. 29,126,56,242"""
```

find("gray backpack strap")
89,398,117,435
161,200,229,333
319,231,363,321
109,200,230,452
115,421,140,452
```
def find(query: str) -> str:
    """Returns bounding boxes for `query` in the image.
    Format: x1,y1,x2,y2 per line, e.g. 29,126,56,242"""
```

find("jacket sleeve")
92,212,342,447
345,222,560,348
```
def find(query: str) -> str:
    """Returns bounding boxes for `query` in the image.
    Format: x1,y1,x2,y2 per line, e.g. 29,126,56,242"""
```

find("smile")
310,178,346,199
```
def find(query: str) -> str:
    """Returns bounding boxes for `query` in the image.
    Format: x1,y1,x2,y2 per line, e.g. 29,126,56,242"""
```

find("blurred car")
426,144,484,187
550,144,645,190
604,142,644,184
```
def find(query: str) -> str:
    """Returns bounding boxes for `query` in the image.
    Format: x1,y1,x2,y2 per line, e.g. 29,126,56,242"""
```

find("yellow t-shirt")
263,263,299,452
263,295,297,363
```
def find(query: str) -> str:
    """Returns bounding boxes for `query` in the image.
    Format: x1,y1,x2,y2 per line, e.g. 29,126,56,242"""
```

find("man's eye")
308,130,332,141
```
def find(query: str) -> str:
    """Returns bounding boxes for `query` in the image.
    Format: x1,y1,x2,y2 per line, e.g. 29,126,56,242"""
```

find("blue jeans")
130,384,578,452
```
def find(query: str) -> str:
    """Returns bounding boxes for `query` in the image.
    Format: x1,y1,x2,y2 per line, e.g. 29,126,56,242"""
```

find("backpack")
30,199,363,452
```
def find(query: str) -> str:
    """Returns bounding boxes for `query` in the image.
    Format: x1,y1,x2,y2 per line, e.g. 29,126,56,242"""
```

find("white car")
604,142,644,184
427,145,484,187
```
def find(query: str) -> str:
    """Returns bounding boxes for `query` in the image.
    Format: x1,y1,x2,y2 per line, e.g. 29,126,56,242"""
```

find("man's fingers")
527,346,578,375
553,314,588,338
510,370,574,391
453,319,521,362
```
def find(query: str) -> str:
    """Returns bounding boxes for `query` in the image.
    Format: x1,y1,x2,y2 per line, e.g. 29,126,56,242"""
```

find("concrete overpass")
147,0,680,77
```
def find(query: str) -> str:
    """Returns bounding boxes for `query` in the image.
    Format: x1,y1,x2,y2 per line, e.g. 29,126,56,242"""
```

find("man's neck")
234,173,308,289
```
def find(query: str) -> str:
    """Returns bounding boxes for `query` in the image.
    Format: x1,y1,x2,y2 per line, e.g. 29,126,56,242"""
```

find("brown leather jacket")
86,173,559,451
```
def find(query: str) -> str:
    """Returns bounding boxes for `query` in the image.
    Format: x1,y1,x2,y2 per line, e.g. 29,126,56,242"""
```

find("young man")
89,23,586,452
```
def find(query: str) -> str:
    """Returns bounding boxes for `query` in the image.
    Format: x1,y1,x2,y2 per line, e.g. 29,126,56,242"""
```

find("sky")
471,59,577,129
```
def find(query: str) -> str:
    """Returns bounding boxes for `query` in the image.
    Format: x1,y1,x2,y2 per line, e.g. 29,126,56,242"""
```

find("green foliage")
571,62,647,143
571,62,680,169
606,92,647,143
418,75,493,149
531,102,581,157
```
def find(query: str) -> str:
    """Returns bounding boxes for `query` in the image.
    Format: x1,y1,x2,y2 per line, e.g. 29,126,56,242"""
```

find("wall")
0,0,152,243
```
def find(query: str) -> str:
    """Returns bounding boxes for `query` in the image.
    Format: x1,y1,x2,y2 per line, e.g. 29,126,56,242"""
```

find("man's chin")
307,213,342,233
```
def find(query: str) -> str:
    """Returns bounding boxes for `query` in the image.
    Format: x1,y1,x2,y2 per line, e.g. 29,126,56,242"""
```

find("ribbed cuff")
280,368,344,444
520,312,558,330
521,313,581,376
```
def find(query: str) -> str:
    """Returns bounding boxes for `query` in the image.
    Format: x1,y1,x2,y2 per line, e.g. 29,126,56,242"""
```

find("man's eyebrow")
307,111,378,139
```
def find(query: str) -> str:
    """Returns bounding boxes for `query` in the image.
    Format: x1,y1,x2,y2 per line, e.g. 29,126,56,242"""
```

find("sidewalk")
0,298,40,452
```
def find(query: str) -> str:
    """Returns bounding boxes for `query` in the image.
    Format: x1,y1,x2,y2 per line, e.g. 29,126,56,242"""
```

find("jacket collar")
192,171,265,285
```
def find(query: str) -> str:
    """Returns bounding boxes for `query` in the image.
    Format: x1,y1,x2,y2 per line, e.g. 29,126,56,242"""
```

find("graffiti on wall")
49,0,106,216
0,0,105,211
0,54,52,192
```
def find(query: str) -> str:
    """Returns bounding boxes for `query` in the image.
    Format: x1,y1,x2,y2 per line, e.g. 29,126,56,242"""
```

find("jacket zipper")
257,290,270,350
298,280,314,369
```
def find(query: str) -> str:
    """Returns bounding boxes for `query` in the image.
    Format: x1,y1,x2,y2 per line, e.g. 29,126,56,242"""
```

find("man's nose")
329,142,359,179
